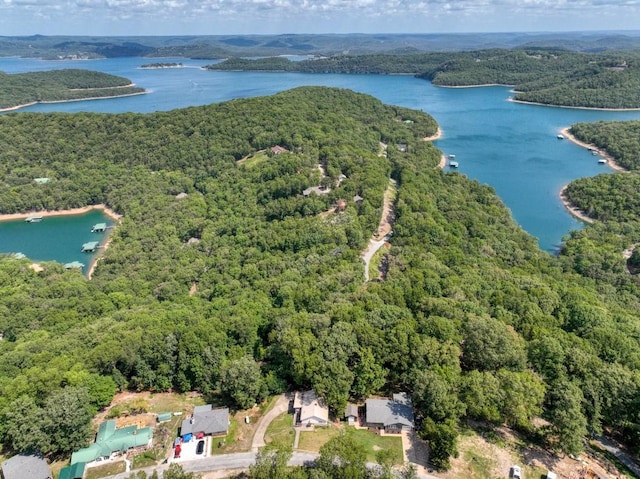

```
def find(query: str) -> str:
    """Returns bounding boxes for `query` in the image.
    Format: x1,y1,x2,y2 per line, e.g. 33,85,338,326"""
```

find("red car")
174,444,182,459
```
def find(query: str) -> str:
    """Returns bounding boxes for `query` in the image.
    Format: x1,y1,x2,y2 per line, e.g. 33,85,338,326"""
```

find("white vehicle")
510,465,522,479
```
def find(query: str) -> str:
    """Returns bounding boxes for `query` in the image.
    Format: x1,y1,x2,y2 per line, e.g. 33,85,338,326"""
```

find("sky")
1,0,640,36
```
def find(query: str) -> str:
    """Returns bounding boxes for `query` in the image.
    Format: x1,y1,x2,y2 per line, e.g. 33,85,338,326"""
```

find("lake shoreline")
559,127,627,172
0,204,121,279
509,97,640,112
559,184,595,224
0,90,147,113
0,204,122,222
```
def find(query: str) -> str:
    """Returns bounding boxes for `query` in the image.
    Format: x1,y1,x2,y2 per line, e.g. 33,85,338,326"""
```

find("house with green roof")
58,462,85,479
70,420,153,465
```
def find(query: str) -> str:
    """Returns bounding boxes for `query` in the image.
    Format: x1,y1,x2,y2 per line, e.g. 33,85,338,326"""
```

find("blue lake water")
2,56,640,254
0,210,114,273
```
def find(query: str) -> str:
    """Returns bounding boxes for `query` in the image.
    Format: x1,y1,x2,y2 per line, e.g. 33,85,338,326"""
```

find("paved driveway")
251,394,291,451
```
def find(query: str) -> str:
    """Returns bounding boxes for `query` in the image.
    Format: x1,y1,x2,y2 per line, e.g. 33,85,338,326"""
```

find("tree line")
0,87,640,469
0,69,145,110
208,49,640,109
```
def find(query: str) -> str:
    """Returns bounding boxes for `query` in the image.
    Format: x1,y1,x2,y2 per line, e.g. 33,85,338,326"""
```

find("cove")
3,56,640,252
0,210,115,274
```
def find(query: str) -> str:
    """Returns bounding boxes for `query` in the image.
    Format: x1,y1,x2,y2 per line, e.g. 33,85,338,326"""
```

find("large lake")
3,56,640,254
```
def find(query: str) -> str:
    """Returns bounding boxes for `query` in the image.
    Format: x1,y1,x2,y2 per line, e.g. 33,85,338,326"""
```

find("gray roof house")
1,455,51,479
344,404,359,424
365,393,414,432
181,405,229,437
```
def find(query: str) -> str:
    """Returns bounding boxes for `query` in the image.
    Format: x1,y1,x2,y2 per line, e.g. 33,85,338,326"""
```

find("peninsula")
0,69,145,111
206,49,640,109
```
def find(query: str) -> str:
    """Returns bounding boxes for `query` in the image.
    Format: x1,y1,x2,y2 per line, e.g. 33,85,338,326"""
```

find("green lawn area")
239,151,269,168
84,461,126,479
211,416,239,454
347,429,403,464
298,427,341,452
297,428,403,465
264,412,295,448
132,450,158,469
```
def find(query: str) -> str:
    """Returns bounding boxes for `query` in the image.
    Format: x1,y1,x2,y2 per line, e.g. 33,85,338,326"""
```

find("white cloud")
1,0,640,34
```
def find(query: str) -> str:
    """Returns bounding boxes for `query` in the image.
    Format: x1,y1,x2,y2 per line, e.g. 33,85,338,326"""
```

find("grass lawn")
85,461,126,479
211,397,277,454
264,412,295,448
239,151,268,168
132,450,158,469
298,427,341,452
347,429,403,464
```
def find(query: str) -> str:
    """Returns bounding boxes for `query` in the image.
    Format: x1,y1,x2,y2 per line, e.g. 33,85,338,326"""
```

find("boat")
448,154,456,159
598,158,607,164
592,151,598,156
24,216,43,223
557,134,565,140
449,161,459,168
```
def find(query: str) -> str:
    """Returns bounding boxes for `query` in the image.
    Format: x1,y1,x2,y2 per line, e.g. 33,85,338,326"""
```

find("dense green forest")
561,121,640,290
2,88,640,469
0,69,145,110
208,49,640,109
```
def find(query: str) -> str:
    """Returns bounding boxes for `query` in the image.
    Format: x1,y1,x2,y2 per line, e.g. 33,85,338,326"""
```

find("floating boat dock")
91,223,107,233
81,241,100,253
557,134,565,140
64,261,84,269
448,154,456,159
25,216,43,223
598,158,607,164
449,161,459,168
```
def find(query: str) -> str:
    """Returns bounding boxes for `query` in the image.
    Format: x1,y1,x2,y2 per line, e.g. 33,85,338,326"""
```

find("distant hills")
2,31,640,59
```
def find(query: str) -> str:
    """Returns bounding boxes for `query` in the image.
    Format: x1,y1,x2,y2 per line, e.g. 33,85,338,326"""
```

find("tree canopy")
1,87,640,464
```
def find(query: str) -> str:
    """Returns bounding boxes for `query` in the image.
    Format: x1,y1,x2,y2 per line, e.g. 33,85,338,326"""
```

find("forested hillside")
208,49,640,109
1,88,640,468
561,121,640,298
0,69,145,110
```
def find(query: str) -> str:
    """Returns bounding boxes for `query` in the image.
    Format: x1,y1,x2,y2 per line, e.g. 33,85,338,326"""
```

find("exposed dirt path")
361,178,396,282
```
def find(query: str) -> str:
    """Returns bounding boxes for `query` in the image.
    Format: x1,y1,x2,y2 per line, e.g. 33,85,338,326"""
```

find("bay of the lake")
3,56,640,254
0,210,114,273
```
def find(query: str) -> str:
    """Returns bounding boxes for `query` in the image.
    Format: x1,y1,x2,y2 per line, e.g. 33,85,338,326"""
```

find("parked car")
196,440,205,455
510,465,522,479
174,444,182,459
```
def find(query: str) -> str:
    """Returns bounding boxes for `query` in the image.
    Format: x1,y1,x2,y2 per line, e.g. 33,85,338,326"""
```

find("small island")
0,69,146,112
140,62,184,69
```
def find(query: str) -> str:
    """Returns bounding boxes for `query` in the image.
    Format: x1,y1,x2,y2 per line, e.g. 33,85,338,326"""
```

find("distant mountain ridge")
2,31,640,59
